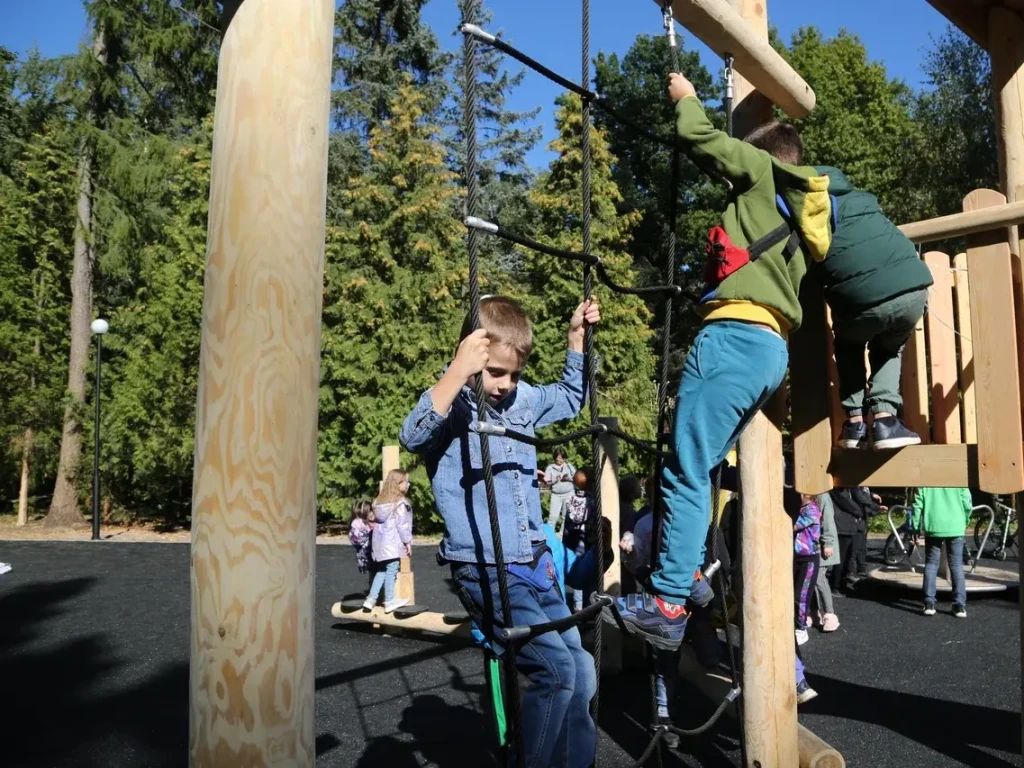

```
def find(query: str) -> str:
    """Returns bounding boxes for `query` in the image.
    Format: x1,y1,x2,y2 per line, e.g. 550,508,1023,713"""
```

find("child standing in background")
363,469,414,614
793,493,822,646
349,500,373,584
561,469,596,612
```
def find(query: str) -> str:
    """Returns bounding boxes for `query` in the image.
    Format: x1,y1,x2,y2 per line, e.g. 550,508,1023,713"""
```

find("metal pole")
92,333,101,541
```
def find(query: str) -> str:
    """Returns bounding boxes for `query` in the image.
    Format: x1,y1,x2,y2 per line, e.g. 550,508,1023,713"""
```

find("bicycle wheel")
884,533,906,566
975,517,1002,558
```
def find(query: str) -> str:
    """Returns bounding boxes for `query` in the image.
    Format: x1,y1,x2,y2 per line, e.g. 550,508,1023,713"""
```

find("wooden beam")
964,190,1024,493
598,417,622,673
677,649,845,768
331,603,473,638
830,444,979,489
897,199,1024,243
189,0,334,765
791,273,833,495
953,254,978,443
923,252,961,444
659,0,815,118
925,0,990,49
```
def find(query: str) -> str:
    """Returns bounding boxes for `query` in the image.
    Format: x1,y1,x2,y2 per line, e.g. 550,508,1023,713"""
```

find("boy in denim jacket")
401,295,601,768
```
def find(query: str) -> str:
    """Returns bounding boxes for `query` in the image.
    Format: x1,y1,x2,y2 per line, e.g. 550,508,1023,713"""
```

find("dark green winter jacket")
815,166,933,316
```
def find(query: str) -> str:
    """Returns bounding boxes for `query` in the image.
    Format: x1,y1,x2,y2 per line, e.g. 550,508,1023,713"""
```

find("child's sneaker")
796,679,818,704
805,614,814,628
821,613,840,632
0,562,11,576
384,597,410,614
362,596,376,611
689,571,715,608
838,419,868,449
871,417,921,451
603,591,689,651
923,603,936,616
953,604,967,618
795,628,810,646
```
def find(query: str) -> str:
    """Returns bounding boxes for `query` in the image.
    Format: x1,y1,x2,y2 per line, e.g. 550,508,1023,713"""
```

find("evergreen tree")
319,83,467,524
0,125,77,522
524,93,656,477
98,125,211,523
447,0,542,273
329,0,448,222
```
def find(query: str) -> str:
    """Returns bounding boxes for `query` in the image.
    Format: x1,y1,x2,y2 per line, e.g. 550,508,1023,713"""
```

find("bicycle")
974,496,1018,561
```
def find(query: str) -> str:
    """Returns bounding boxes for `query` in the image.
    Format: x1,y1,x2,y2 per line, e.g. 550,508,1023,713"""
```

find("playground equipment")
188,0,1024,766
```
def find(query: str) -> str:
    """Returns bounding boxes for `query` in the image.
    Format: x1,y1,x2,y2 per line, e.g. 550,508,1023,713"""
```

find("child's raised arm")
669,73,773,192
533,300,600,429
400,329,490,454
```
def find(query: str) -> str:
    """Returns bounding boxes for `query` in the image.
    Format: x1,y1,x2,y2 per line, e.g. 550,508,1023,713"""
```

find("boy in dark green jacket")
605,73,833,651
813,166,932,450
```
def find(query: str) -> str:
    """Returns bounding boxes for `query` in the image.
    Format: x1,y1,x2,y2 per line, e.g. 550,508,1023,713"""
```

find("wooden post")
598,416,623,673
727,2,798,766
381,444,414,602
989,10,1024,752
188,1,333,765
923,251,962,444
953,254,977,443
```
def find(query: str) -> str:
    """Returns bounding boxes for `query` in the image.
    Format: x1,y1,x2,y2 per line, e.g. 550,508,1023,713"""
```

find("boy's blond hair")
459,296,533,366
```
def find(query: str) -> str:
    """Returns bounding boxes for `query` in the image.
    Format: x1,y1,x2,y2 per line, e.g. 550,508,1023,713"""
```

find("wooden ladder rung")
830,445,979,489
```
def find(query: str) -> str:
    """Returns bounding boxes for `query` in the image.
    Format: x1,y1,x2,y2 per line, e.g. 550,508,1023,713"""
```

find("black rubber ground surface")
0,540,1019,767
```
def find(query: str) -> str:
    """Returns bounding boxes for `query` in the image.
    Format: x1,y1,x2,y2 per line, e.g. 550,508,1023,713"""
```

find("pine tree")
523,93,657,477
0,125,77,523
97,125,210,523
319,82,468,523
446,0,542,273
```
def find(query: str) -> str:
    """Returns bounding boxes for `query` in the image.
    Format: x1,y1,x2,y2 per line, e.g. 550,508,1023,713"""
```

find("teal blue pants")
650,321,789,601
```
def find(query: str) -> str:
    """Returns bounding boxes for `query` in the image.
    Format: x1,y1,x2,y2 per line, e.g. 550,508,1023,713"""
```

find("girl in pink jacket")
363,469,414,613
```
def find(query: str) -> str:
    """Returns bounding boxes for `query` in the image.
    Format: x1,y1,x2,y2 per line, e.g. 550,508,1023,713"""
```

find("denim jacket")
400,350,586,564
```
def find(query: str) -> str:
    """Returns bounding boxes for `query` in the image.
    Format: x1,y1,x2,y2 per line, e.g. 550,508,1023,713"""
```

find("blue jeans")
924,536,967,607
651,321,789,600
368,559,399,603
654,649,679,718
452,562,598,768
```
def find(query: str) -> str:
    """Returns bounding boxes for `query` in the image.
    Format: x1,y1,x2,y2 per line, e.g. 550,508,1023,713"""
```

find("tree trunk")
45,31,107,528
17,429,31,526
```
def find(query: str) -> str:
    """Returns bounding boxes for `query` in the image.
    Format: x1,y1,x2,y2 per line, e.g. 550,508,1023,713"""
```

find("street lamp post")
90,318,108,541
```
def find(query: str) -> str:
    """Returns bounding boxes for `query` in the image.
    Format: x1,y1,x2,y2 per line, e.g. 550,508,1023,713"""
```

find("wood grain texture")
991,7,1024,258
924,252,961,444
953,254,978,443
831,444,978,489
965,189,1024,493
791,275,833,494
901,311,931,444
824,307,845,445
659,0,815,117
739,410,798,768
189,1,333,765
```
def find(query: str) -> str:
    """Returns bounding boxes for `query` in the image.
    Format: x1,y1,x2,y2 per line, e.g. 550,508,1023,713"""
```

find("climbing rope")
458,4,746,766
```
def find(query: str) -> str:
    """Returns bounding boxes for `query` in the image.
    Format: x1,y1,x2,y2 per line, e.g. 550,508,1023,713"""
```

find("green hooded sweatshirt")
910,487,973,538
815,166,933,317
675,97,833,337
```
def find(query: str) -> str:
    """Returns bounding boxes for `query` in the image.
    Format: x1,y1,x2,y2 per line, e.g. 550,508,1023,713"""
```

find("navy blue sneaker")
871,416,921,451
796,678,818,704
838,419,868,449
603,591,689,651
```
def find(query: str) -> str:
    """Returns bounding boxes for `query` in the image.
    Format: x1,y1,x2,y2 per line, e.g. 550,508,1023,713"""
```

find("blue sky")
3,0,954,166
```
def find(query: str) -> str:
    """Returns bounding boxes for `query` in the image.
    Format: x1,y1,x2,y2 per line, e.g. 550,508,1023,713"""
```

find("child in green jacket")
910,487,973,618
606,73,834,651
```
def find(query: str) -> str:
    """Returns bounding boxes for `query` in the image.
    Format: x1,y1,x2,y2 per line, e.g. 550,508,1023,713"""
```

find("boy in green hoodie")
605,73,834,650
910,487,972,618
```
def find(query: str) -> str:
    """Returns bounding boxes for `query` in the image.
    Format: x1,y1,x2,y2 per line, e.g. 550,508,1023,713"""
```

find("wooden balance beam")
678,648,845,768
331,601,473,639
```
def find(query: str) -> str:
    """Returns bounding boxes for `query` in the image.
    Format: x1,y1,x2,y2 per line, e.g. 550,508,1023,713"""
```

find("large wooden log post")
989,6,1024,754
189,1,333,765
728,1,799,766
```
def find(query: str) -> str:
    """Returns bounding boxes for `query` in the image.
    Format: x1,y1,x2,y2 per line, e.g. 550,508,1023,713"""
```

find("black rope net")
458,2,745,765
